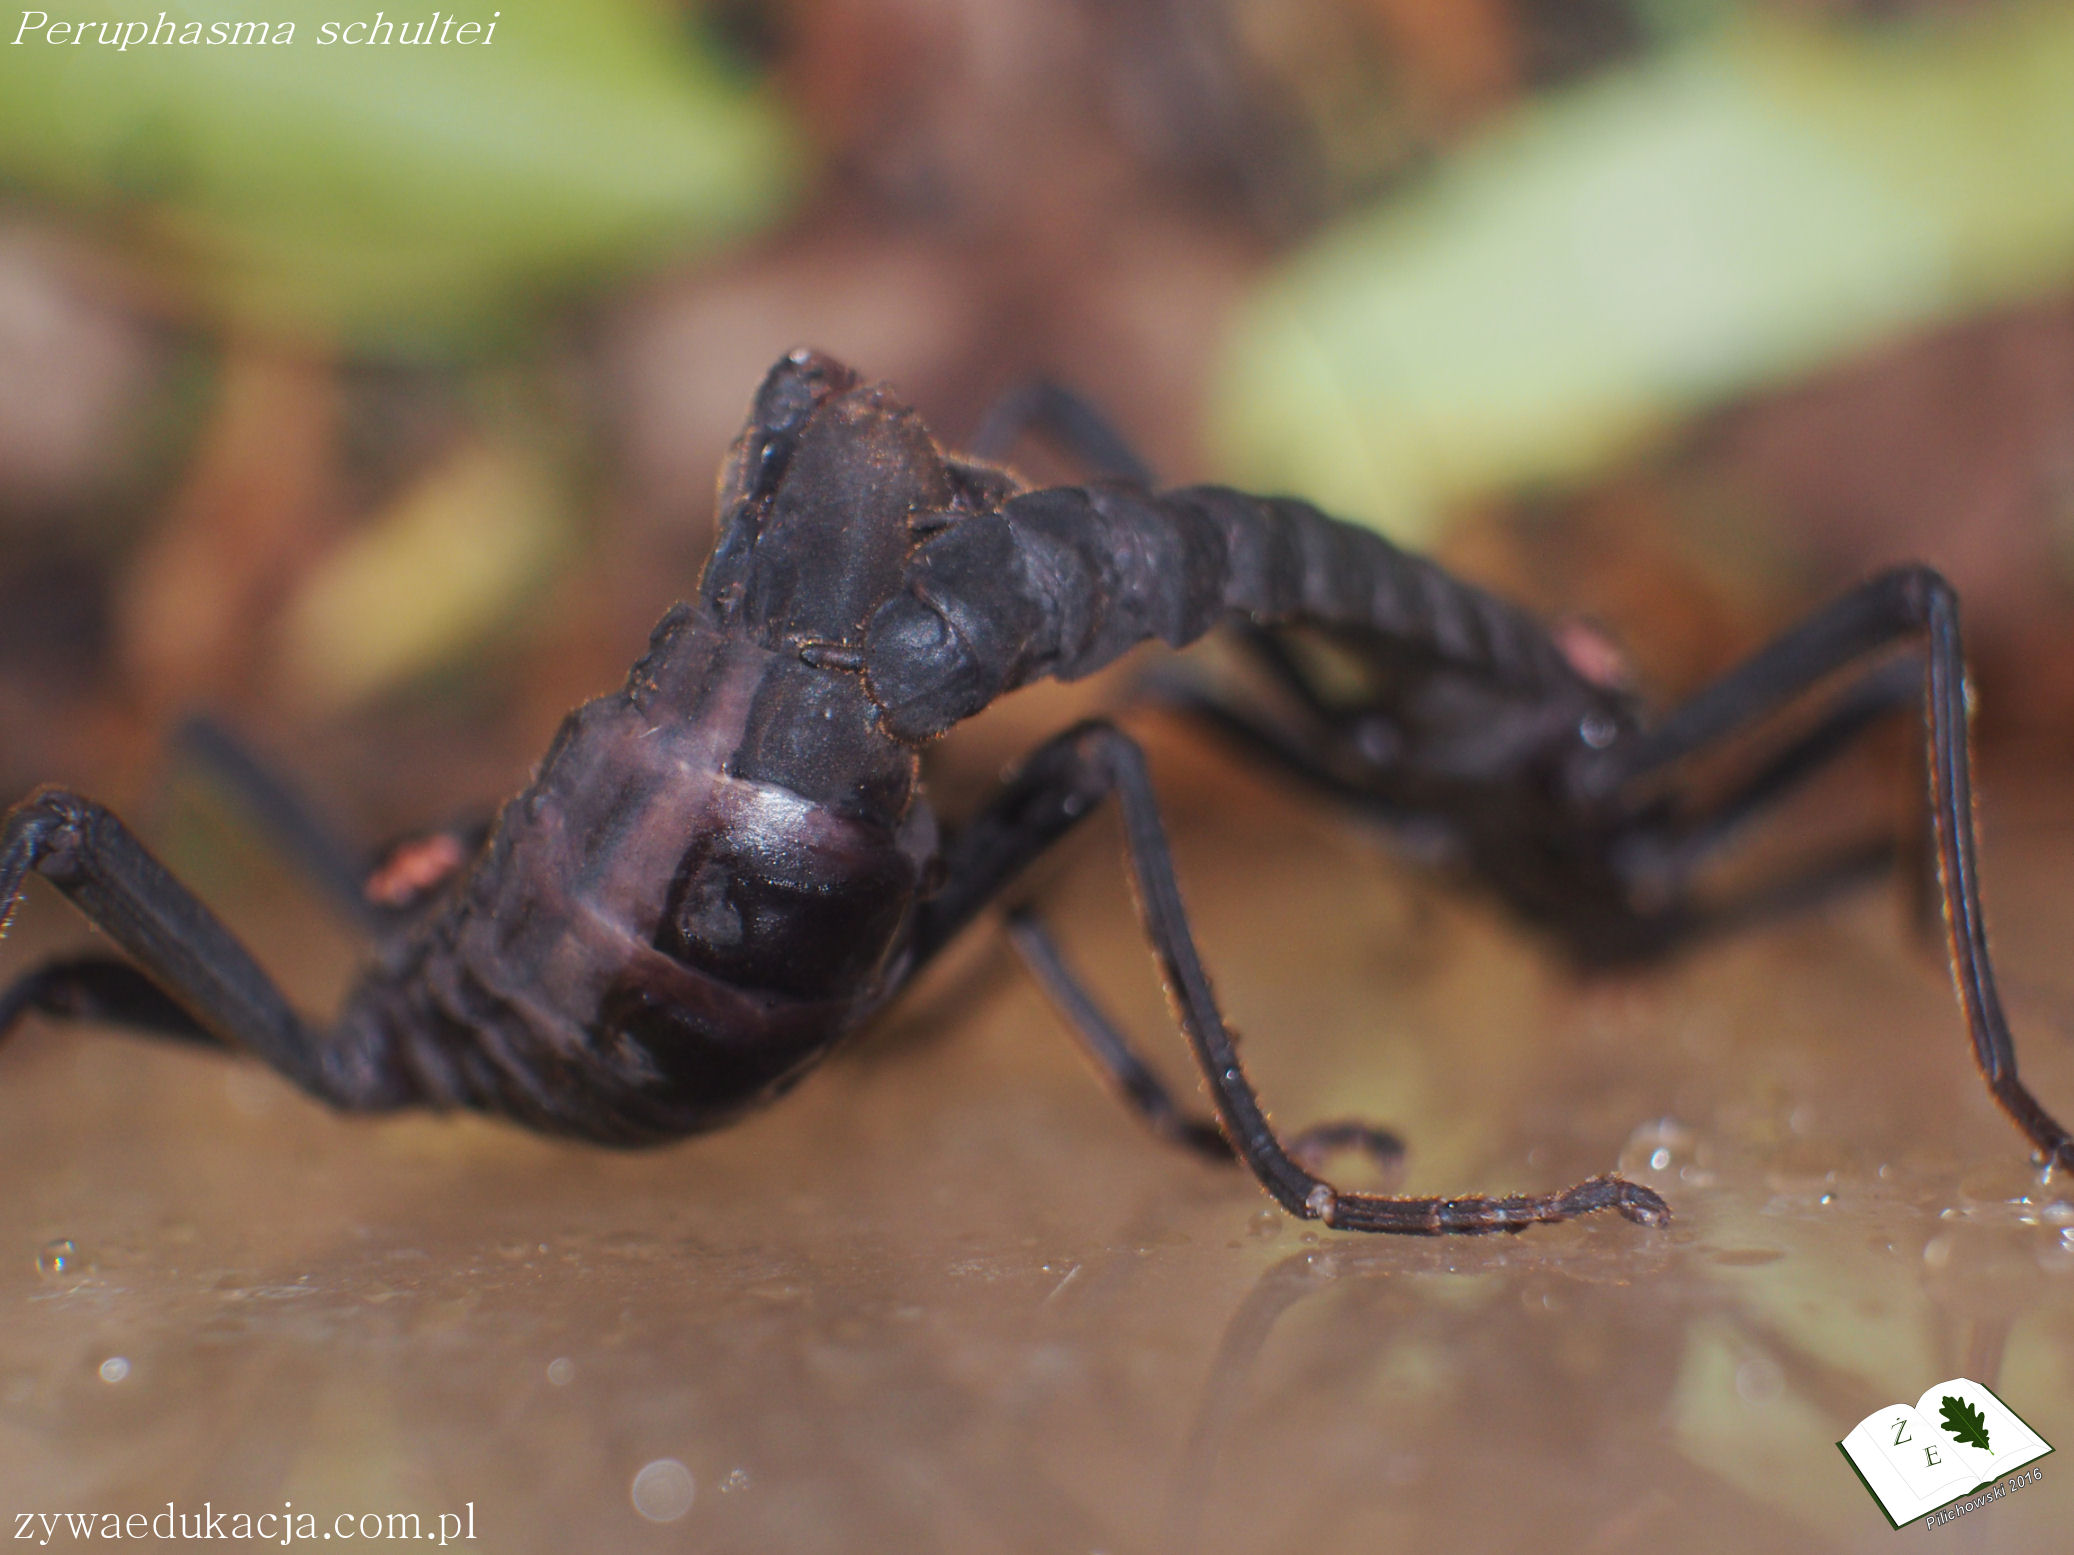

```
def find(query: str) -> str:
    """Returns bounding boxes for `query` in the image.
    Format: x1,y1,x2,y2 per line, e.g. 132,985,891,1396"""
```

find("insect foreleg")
1612,566,2074,1170
1601,651,1923,950
1646,652,1922,871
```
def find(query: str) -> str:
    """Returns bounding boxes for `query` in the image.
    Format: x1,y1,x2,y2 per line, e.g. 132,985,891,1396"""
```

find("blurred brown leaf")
116,349,339,715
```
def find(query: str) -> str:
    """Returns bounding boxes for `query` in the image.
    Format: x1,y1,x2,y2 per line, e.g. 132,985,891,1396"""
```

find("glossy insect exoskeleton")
3,349,2064,1235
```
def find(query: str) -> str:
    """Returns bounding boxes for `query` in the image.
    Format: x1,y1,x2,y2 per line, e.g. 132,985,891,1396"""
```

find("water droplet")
97,1357,129,1384
1247,1210,1282,1239
630,1459,695,1522
1620,1118,1703,1180
36,1238,81,1278
1819,1193,1834,1205
546,1358,574,1386
719,1468,750,1494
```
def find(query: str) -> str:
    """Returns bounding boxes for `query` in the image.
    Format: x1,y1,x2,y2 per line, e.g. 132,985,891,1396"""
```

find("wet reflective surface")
3,736,2070,1553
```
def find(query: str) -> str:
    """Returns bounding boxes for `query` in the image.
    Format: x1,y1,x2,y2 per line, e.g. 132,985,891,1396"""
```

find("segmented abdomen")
338,623,927,1144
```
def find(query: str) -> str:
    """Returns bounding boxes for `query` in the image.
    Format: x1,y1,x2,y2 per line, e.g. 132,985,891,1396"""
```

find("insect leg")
172,717,477,932
920,722,1665,1232
1604,653,1920,947
1005,910,1406,1173
0,956,217,1049
1221,623,1371,731
1005,909,1232,1162
172,715,373,924
1089,721,1663,1230
906,731,1238,1161
0,787,407,1107
1674,840,1901,945
1614,570,1950,782
1641,653,1922,869
1152,620,1384,776
964,380,1156,486
1165,676,1479,867
1616,567,2074,1170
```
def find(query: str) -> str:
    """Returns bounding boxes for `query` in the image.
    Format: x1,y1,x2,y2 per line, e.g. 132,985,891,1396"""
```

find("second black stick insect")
3,349,2066,1234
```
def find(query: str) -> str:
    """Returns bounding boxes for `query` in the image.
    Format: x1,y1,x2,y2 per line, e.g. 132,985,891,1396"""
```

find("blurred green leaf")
277,436,564,709
0,1,802,352
1212,3,2074,543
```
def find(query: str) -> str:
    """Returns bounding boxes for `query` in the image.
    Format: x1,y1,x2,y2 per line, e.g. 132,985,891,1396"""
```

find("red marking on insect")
364,834,467,909
1553,617,1635,693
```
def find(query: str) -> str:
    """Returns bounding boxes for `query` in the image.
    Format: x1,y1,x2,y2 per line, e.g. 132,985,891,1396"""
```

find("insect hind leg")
0,787,415,1109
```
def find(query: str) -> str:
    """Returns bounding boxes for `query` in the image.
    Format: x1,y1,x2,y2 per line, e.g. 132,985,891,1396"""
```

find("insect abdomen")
351,627,929,1143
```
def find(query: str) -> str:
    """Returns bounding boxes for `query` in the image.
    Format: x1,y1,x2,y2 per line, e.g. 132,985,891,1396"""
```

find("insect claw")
1614,1180,1673,1227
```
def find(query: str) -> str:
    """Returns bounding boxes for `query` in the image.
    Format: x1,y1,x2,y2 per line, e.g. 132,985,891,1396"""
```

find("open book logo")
1837,1378,2052,1529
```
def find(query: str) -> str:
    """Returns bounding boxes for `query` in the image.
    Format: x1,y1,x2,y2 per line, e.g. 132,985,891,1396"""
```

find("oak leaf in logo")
1939,1395,1991,1453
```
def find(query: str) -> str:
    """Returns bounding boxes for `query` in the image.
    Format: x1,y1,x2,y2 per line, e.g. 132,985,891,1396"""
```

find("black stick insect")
2,349,2067,1235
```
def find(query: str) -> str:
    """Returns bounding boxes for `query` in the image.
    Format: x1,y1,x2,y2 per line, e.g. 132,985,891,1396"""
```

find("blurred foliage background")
1,0,2072,837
